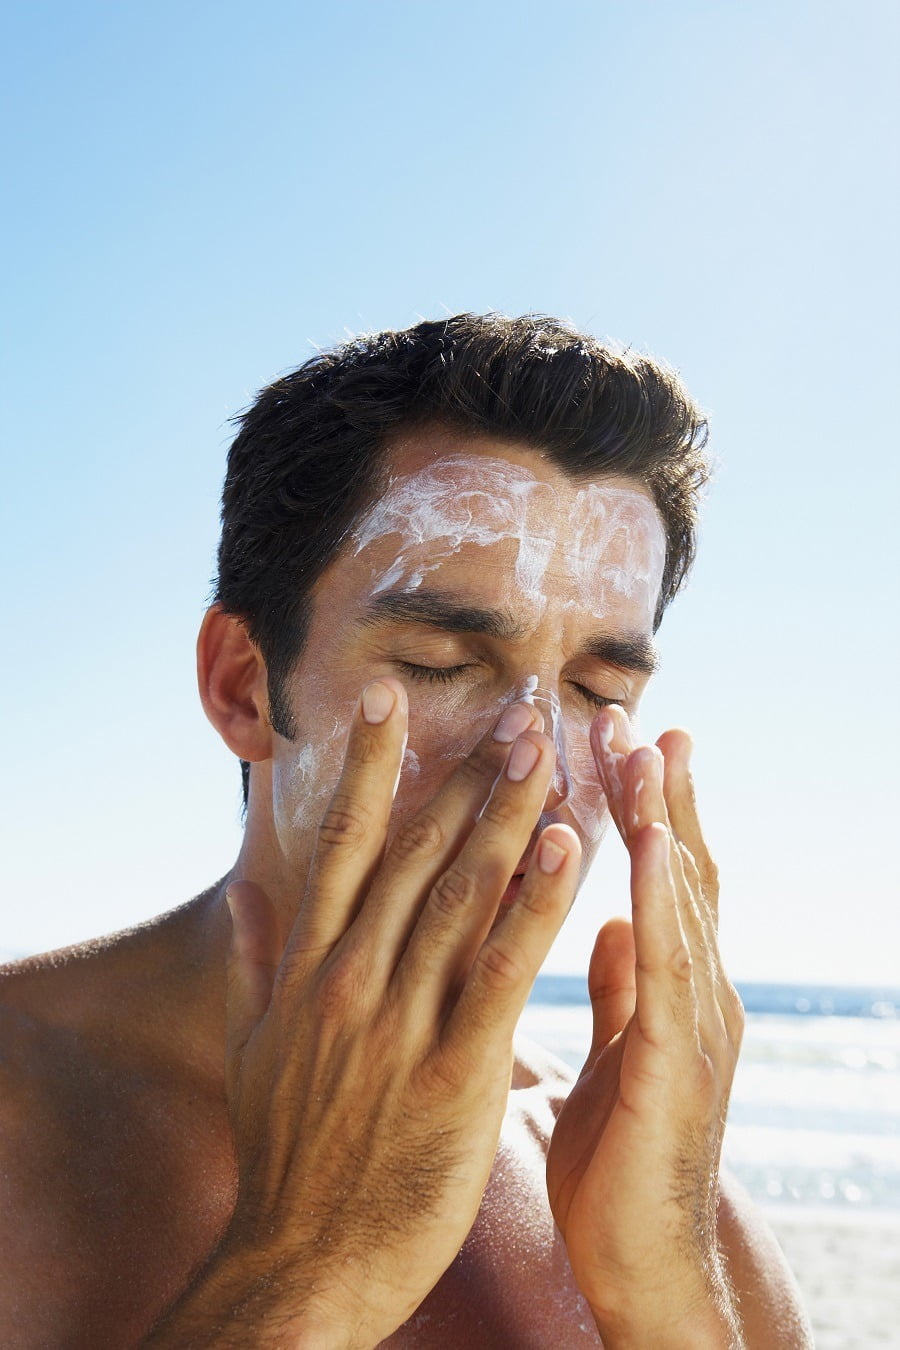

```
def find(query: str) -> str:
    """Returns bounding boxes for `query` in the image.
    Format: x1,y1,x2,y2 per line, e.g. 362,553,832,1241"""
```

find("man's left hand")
546,708,745,1347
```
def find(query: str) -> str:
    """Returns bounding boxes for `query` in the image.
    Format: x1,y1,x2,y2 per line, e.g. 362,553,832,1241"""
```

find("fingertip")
383,675,409,716
630,743,663,777
361,677,408,725
592,705,615,747
597,912,634,938
656,727,693,767
536,823,581,875
591,914,635,962
224,879,248,926
542,820,581,852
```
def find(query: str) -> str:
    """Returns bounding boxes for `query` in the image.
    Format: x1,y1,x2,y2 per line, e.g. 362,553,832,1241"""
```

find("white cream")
351,457,665,622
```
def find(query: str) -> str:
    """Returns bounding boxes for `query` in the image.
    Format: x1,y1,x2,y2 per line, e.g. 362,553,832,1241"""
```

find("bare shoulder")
717,1172,815,1346
0,949,132,1339
0,911,235,1346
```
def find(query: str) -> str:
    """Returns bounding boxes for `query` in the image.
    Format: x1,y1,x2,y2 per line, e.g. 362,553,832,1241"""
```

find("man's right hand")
145,678,580,1348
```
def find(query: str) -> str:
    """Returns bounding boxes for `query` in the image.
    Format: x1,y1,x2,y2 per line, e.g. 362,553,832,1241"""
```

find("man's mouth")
500,854,532,905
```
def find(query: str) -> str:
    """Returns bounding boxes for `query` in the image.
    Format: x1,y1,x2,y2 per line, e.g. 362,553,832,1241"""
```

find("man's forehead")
352,453,664,550
349,450,666,612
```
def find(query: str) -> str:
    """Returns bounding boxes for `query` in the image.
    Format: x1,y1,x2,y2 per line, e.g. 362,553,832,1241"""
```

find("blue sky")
2,0,898,982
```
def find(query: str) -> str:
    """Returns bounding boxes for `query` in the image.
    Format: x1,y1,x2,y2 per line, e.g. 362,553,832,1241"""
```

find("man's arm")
145,682,580,1347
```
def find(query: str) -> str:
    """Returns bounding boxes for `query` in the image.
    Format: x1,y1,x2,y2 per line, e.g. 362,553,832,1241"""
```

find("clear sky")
2,0,898,984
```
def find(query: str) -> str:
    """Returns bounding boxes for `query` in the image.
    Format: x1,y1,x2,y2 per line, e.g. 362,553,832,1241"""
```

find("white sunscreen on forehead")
352,459,558,609
350,456,666,618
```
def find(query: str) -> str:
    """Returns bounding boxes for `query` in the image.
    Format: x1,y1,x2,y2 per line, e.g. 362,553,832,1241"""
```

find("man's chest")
6,1045,601,1347
383,1161,601,1348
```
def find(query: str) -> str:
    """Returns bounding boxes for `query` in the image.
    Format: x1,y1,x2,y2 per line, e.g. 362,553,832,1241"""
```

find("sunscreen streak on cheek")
271,684,355,846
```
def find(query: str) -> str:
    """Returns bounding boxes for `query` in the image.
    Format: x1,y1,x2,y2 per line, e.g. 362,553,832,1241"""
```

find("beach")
767,1207,900,1348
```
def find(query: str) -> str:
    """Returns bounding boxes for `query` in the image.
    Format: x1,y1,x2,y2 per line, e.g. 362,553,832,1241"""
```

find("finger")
630,822,697,1046
447,823,581,1050
585,916,637,1066
396,729,558,1005
224,880,284,1103
290,678,408,956
628,745,715,981
656,728,720,922
629,751,740,1064
626,745,697,920
351,699,543,963
589,704,635,838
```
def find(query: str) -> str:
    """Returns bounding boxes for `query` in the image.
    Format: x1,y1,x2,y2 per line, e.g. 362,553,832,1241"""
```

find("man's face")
267,428,666,896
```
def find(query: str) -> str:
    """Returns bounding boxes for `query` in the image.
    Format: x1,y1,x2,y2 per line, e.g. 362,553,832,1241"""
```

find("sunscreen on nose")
518,679,572,803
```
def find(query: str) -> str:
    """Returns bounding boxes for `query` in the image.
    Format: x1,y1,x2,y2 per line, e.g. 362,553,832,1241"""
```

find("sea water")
521,977,900,1216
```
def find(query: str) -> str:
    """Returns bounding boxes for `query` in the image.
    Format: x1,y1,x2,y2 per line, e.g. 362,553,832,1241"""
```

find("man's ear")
197,605,273,763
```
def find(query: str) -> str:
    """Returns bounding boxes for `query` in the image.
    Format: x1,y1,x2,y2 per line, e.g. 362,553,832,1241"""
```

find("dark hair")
215,313,710,803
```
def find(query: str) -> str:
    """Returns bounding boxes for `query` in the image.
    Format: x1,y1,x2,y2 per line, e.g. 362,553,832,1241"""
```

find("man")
0,314,812,1346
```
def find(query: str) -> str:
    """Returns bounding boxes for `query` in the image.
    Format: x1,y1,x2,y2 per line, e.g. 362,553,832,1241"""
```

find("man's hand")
146,679,580,1348
547,706,745,1348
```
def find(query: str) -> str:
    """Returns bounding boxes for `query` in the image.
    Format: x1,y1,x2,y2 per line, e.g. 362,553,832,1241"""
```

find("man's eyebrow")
359,589,530,641
359,587,660,675
581,632,660,677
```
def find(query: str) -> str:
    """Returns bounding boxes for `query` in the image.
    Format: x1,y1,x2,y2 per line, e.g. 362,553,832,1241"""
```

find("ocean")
521,976,900,1217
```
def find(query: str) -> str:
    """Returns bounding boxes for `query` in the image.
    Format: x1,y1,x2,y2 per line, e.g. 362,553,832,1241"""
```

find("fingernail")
493,701,534,744
362,680,396,724
596,709,615,749
507,736,541,781
538,836,568,874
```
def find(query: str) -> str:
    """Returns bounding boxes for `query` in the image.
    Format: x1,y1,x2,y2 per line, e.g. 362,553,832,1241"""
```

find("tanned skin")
0,433,812,1347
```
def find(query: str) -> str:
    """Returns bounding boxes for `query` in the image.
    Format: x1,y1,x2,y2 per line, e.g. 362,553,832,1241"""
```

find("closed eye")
397,661,474,684
399,663,622,711
570,682,620,711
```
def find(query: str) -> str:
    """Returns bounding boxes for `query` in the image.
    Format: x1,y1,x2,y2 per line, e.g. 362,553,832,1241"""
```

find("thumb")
586,916,637,1066
224,879,283,1103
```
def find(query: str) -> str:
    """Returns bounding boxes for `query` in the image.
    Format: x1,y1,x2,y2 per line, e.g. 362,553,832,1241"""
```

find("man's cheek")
564,736,613,847
273,729,350,838
390,705,501,820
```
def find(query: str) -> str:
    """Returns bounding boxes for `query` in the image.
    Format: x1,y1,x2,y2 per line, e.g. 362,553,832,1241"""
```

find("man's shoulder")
0,952,126,1334
0,947,102,1119
0,922,236,1346
0,939,171,1190
512,1031,576,1109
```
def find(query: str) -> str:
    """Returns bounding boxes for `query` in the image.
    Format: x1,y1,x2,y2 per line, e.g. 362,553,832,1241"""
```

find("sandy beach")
766,1208,900,1348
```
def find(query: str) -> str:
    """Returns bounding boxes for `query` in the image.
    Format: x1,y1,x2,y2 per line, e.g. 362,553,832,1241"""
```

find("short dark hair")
215,313,710,803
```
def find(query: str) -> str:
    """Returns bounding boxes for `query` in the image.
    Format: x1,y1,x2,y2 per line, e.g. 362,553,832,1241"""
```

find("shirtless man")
0,314,812,1347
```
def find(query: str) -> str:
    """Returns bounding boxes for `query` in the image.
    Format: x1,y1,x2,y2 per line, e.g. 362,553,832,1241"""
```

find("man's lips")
500,854,532,905
500,875,524,905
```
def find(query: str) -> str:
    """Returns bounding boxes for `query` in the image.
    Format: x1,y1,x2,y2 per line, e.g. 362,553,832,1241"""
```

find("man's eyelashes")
396,662,621,710
397,661,473,684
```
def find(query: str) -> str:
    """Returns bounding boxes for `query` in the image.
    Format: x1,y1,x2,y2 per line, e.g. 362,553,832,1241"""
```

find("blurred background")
2,0,898,982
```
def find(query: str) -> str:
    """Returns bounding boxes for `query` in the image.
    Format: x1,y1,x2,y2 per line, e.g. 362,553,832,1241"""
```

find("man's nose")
527,689,572,812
